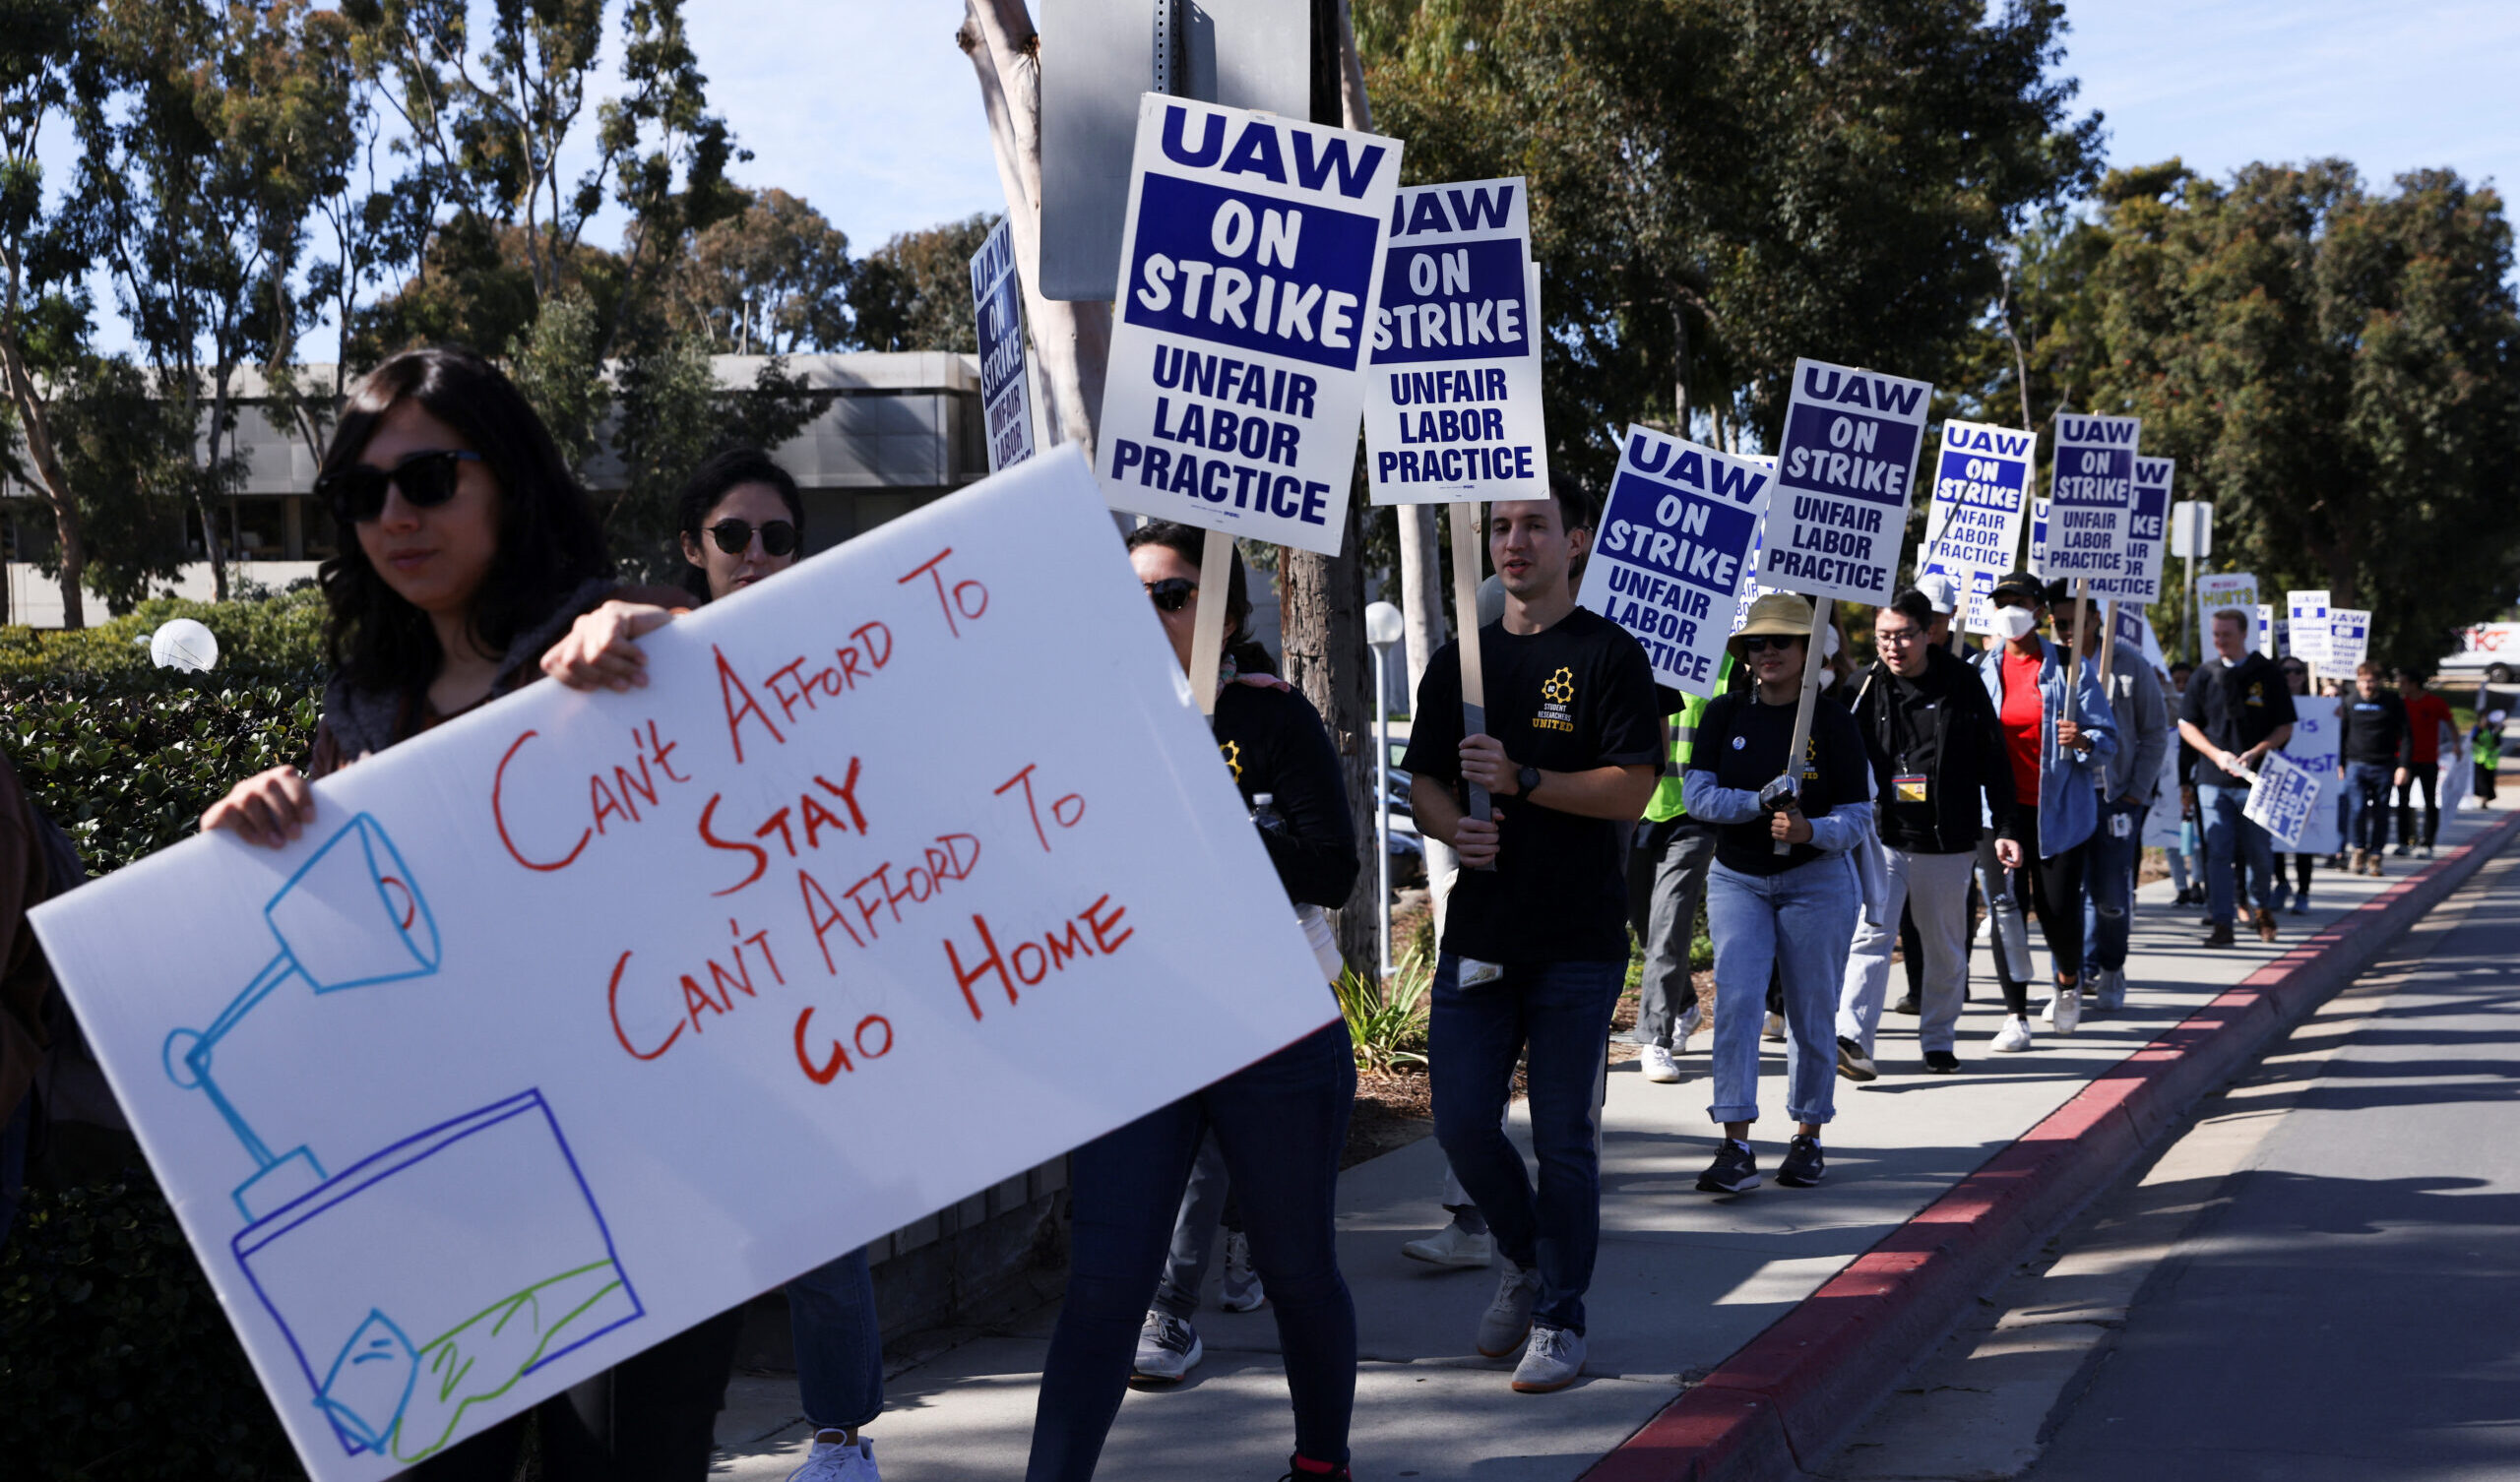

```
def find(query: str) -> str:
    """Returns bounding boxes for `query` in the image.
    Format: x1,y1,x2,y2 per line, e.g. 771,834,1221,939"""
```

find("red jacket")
2404,691,2453,766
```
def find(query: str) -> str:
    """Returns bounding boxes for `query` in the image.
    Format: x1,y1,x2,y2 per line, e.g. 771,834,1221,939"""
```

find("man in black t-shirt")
2176,606,2297,945
1404,481,1660,1395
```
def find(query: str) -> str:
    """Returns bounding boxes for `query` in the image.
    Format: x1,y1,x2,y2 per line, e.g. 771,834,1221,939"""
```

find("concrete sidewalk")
710,809,2506,1481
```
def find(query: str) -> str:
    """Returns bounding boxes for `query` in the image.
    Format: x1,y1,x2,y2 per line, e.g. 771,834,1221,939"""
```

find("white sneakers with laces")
2040,986,2082,1034
1220,1229,1266,1312
1991,1016,2036,1053
1475,1262,1542,1357
1639,1044,1682,1082
785,1433,879,1482
1401,1219,1493,1267
1130,1309,1203,1386
1511,1323,1586,1392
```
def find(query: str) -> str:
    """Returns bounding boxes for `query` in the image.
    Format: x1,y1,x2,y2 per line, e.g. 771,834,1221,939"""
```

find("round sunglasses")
1145,577,1197,613
703,519,799,557
315,448,482,525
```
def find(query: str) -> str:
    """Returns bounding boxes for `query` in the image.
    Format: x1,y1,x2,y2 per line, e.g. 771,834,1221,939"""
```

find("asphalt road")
2026,836,2520,1482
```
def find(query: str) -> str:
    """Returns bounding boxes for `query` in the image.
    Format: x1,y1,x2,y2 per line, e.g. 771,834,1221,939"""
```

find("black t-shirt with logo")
1690,688,1872,876
2180,651,2299,785
1405,606,1663,964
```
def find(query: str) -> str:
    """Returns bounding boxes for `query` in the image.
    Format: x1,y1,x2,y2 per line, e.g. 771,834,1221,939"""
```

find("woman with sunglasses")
197,345,744,1480
1684,592,1875,1195
541,449,885,1482
1017,521,1359,1482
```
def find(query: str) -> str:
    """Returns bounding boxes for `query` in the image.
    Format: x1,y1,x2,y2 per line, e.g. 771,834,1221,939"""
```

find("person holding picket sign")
1405,481,1662,1395
2179,608,2296,946
1835,588,2018,1077
2046,587,2168,1013
540,449,887,1482
1976,573,2116,1048
1684,592,1875,1194
198,346,749,1482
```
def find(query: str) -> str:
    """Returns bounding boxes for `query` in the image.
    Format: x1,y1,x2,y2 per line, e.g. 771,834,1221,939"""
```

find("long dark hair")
317,345,610,694
675,447,806,601
1123,521,1276,676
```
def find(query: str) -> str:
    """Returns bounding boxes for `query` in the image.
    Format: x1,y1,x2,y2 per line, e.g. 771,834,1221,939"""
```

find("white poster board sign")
2276,694,2343,854
2287,589,2332,669
2039,412,2140,582
1754,358,1931,607
2089,454,2172,604
970,219,1038,472
1100,95,1402,554
2328,607,2372,678
2245,746,2326,849
2196,572,2259,647
1917,419,2033,636
30,449,1334,1480
1578,426,1770,695
1363,177,1546,505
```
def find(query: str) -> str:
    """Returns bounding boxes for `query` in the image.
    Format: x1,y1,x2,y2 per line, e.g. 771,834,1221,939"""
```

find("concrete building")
0,351,991,628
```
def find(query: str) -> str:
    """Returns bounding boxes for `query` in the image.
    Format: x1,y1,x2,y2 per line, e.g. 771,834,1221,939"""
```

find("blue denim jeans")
1028,1021,1356,1481
2082,798,2147,974
787,1248,883,1430
1429,956,1623,1336
2343,762,2394,854
1707,856,1858,1127
2198,781,2276,924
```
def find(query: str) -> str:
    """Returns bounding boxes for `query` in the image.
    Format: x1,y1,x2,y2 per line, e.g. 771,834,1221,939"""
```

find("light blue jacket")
1978,638,2117,857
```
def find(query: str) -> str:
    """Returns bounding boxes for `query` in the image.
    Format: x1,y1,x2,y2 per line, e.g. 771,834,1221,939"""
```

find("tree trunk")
959,1,1111,454
1282,495,1379,973
1670,298,1691,435
0,332,85,629
197,367,232,601
1394,501,1453,898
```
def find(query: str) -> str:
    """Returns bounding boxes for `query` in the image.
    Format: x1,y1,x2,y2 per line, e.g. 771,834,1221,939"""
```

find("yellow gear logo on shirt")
1219,739,1243,779
1543,666,1575,705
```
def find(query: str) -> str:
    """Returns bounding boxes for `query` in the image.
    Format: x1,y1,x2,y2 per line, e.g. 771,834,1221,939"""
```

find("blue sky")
54,0,2520,356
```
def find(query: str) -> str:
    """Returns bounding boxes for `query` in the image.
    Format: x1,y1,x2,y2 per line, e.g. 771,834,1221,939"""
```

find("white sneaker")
785,1434,879,1481
1990,1016,2035,1053
2048,987,2081,1034
1763,1011,1788,1042
1639,1044,1682,1082
1475,1261,1541,1357
2093,968,2126,1012
1510,1323,1586,1392
1219,1228,1265,1312
1678,1003,1704,1044
1401,1220,1493,1268
1130,1309,1202,1386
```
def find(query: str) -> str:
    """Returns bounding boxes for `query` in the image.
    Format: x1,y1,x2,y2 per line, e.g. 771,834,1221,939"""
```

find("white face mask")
1992,606,2040,642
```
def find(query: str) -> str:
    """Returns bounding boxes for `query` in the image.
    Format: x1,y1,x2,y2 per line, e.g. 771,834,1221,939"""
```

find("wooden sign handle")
1774,598,1833,855
1189,526,1233,717
2060,579,2089,763
1448,502,1495,868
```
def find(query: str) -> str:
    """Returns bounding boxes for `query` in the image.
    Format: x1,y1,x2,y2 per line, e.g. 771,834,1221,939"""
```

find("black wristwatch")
1516,764,1543,798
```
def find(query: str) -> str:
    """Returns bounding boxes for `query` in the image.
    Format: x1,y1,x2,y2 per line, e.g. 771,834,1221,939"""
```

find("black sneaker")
1890,993,1922,1016
1777,1135,1826,1187
1696,1141,1760,1194
1922,1050,1961,1074
1836,1036,1879,1082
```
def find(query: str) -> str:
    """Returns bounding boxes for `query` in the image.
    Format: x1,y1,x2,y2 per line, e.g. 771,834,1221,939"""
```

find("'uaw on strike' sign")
1101,96,1402,555
2037,413,2140,582
1756,358,1935,607
968,219,1036,473
1577,426,1770,696
1916,420,2034,636
29,448,1335,1481
2085,454,2173,605
1362,177,1546,504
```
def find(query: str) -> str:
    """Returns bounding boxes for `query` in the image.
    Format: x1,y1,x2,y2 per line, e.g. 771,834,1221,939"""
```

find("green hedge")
2,593,326,1479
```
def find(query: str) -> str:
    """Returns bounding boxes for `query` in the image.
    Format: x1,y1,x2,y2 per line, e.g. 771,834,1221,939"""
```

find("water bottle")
1252,792,1288,836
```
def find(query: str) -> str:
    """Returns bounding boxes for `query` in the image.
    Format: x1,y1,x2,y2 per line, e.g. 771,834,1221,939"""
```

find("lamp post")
1365,599,1405,979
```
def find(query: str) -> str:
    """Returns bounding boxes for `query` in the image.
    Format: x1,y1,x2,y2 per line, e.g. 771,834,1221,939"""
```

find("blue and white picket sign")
1577,427,1770,696
1755,358,1934,607
2286,589,2333,671
968,220,1037,473
2028,497,2048,574
2328,607,2372,678
2039,412,2141,582
2088,454,2173,604
1099,95,1402,555
1917,419,2033,636
1729,457,1783,635
2259,716,2337,852
1362,177,1546,506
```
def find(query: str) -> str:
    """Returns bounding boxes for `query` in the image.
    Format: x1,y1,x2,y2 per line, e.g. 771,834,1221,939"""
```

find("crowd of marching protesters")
0,344,2502,1482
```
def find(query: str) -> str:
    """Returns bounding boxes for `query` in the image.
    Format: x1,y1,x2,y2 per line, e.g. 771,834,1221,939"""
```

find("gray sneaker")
1220,1229,1265,1312
1475,1261,1542,1357
1511,1323,1586,1392
1130,1309,1203,1387
785,1434,879,1482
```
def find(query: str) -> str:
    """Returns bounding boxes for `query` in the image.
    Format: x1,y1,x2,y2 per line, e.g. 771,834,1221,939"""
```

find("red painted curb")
1583,810,2520,1482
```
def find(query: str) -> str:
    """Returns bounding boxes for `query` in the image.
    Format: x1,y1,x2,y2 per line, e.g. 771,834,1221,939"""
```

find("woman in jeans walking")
1976,574,2117,1051
1686,592,1875,1194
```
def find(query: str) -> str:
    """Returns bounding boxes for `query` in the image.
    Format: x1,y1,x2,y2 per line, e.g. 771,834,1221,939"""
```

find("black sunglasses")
1146,577,1197,613
316,449,483,525
704,519,799,557
1739,635,1800,653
